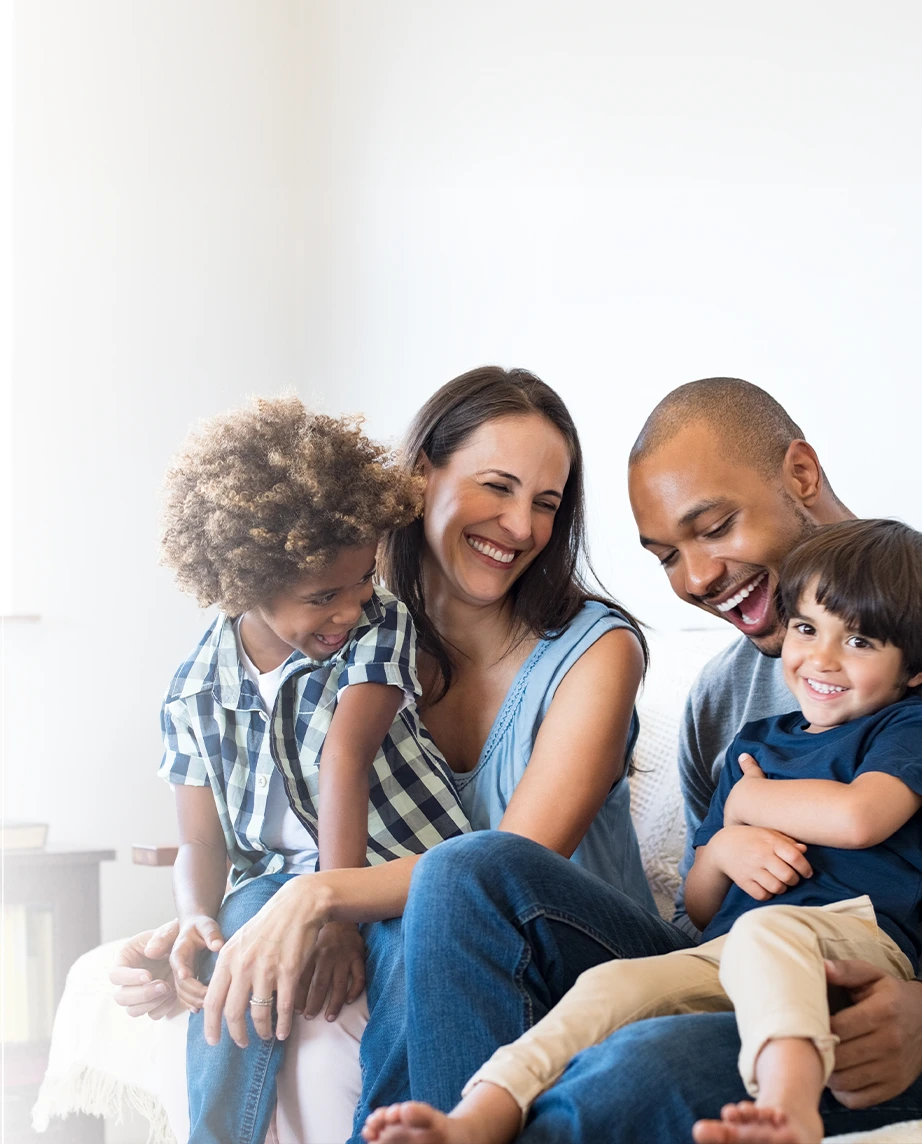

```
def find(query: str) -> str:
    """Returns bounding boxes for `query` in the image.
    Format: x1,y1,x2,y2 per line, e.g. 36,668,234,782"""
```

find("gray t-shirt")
673,636,794,937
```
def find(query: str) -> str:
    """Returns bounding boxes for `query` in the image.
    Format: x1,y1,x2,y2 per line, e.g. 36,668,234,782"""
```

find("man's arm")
725,755,922,848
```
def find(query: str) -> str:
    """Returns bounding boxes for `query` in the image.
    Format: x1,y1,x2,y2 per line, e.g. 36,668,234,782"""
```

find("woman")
113,366,659,1142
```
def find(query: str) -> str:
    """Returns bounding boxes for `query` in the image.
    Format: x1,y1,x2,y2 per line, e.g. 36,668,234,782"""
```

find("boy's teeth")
714,571,768,613
467,536,515,564
807,678,846,694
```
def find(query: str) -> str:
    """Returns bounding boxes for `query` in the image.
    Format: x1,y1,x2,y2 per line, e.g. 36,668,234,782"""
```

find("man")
117,379,922,1141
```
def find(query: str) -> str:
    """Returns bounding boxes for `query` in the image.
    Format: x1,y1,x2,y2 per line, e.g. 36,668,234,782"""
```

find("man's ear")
782,440,823,508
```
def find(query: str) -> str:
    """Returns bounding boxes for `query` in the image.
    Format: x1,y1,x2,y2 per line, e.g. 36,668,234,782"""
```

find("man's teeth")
467,536,515,564
714,572,768,614
806,678,846,695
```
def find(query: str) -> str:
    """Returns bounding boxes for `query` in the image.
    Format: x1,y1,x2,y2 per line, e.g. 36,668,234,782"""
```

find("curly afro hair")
160,393,423,615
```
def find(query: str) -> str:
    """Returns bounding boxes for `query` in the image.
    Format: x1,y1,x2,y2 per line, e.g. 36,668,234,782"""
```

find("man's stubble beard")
748,496,819,659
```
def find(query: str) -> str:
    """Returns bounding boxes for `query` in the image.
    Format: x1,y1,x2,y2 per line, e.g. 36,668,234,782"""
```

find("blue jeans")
187,872,295,1144
354,831,922,1143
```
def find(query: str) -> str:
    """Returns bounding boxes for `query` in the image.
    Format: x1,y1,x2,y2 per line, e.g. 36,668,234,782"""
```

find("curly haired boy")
157,394,470,1144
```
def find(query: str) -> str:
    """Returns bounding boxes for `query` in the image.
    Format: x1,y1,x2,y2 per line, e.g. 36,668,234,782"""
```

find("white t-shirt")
234,618,319,873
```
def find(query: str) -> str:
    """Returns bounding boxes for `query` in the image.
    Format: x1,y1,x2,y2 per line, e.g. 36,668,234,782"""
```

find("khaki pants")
464,896,914,1119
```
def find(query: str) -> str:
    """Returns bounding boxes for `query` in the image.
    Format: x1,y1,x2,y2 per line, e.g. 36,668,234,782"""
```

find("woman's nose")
498,498,532,542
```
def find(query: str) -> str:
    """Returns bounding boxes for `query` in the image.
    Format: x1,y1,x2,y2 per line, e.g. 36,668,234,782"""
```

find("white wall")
7,0,922,939
7,0,308,938
301,0,922,631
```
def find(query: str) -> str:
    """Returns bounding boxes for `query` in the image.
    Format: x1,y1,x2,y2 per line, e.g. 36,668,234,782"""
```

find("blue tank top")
450,601,657,913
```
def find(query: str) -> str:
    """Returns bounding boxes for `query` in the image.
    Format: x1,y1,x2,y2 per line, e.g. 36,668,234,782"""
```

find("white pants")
154,992,368,1143
466,897,914,1118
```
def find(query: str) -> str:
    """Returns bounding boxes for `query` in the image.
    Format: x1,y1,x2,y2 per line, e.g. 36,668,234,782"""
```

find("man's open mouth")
711,571,772,631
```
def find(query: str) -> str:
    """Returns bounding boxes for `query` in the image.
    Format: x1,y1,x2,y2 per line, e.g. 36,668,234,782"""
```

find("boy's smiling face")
247,543,379,665
781,581,922,732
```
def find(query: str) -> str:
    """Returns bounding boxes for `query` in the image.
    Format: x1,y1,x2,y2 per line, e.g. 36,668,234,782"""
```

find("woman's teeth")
806,678,846,695
714,571,768,616
467,536,515,564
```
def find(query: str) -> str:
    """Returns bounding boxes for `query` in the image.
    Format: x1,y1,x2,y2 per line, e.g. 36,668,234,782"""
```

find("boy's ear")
907,669,922,690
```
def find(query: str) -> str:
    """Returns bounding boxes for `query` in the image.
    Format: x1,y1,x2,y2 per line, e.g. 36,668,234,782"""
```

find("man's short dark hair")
780,519,922,688
629,377,807,478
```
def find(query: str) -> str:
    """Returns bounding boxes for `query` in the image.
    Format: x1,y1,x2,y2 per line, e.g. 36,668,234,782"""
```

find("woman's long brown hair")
380,365,647,700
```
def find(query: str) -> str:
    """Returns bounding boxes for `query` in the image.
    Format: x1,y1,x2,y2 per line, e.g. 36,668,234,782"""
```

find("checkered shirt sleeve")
159,697,210,786
271,590,470,863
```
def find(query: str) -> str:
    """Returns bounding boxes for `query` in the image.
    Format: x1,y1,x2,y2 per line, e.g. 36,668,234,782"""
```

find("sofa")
32,627,922,1143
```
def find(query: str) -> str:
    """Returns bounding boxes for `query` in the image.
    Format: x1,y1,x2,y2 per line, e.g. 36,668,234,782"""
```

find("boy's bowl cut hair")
779,518,922,687
160,394,424,615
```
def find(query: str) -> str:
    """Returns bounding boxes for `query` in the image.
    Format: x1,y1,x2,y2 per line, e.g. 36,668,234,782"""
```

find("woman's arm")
319,683,404,870
496,628,644,856
725,754,922,848
203,855,419,1045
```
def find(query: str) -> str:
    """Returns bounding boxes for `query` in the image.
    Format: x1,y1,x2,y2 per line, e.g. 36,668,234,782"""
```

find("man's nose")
683,550,725,599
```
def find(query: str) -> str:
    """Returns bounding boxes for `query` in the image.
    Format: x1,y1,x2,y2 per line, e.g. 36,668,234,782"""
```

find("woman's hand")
169,914,224,1012
299,921,366,1022
109,921,181,1019
709,824,812,900
203,874,333,1048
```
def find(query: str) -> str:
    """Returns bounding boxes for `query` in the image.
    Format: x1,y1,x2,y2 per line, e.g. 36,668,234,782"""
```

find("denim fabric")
349,831,692,1140
352,831,922,1144
520,1012,922,1143
187,872,295,1144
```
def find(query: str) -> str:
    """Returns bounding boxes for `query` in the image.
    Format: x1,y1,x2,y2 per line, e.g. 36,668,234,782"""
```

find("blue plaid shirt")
159,588,470,889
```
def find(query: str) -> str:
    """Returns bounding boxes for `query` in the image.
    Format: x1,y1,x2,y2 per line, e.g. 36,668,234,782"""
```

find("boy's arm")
318,682,404,870
725,754,922,849
685,825,813,930
171,784,228,1008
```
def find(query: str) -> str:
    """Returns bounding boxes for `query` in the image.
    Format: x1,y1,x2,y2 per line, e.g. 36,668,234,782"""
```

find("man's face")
628,422,816,656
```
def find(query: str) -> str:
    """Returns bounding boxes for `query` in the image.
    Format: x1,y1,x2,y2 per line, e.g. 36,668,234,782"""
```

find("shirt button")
257,775,268,787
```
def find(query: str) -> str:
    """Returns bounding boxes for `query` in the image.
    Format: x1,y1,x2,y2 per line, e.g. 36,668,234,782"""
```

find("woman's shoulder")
549,599,640,648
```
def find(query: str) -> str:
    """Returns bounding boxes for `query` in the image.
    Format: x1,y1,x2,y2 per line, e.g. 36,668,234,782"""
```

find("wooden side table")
3,847,115,1144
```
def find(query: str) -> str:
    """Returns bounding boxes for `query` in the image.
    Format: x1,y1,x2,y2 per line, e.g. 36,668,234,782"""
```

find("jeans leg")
186,872,294,1144
520,1011,922,1144
403,832,693,1113
350,918,409,1141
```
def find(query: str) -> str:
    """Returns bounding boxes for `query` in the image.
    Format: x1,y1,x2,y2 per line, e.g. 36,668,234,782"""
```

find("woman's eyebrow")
476,469,563,498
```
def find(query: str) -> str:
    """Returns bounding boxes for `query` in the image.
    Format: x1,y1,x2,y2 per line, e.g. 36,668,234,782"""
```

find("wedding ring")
249,994,274,1006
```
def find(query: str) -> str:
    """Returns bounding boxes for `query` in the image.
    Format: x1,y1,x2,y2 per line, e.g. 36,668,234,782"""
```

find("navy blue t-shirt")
695,695,922,971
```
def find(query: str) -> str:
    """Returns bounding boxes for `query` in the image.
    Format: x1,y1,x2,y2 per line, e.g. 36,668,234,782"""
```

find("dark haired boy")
157,395,469,1144
362,519,922,1144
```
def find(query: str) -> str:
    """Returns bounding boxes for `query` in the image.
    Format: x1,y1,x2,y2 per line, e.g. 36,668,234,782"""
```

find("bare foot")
362,1101,475,1144
692,1101,824,1144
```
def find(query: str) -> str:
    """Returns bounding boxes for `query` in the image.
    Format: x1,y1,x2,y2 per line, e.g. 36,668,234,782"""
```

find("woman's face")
421,413,571,607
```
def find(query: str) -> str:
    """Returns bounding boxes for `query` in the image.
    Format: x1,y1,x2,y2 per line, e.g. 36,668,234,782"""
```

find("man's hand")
109,920,181,1019
298,921,366,1022
170,915,225,1012
723,753,769,827
709,825,812,900
826,960,922,1108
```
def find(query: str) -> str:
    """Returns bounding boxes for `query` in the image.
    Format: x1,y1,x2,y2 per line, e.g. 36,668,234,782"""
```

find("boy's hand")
723,753,769,826
110,921,180,1019
710,824,812,900
298,921,366,1022
170,915,224,1012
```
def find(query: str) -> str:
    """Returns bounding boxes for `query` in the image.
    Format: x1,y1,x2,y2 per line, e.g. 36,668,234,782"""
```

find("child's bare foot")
362,1101,475,1144
693,1101,824,1144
